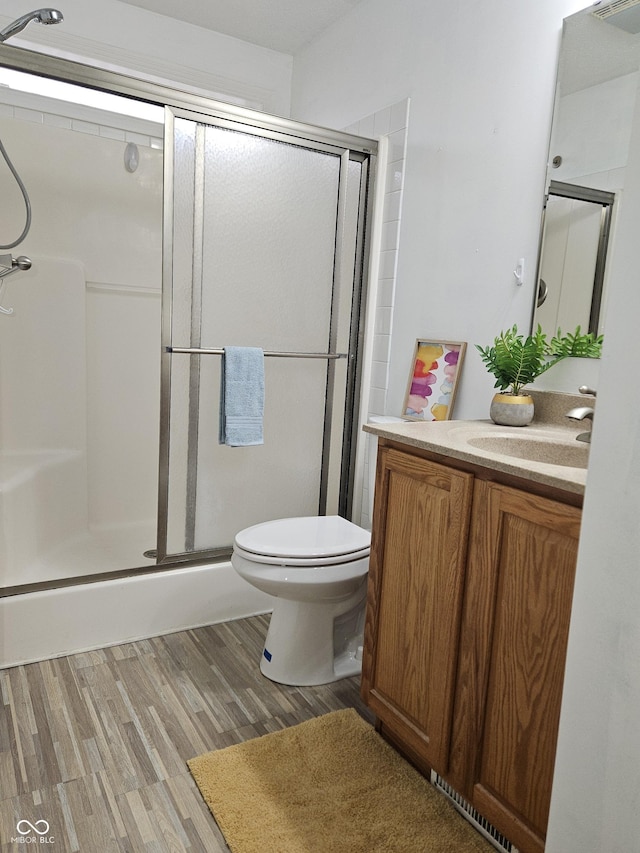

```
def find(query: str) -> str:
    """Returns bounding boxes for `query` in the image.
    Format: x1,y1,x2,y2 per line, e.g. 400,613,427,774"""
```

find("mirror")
536,180,613,337
533,2,640,346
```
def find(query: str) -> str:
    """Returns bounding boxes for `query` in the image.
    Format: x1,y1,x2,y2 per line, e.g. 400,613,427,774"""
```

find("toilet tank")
366,416,404,523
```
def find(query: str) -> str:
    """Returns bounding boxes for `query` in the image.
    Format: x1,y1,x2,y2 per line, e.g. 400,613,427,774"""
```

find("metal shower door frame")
156,104,377,565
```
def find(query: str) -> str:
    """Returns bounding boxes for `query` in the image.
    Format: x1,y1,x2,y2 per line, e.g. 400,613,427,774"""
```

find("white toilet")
232,515,370,685
231,417,402,686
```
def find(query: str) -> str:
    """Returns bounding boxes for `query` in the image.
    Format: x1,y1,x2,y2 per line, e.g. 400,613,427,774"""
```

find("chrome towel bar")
166,347,347,360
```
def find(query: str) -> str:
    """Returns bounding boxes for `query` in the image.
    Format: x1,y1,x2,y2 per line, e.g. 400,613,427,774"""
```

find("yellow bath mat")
187,707,494,853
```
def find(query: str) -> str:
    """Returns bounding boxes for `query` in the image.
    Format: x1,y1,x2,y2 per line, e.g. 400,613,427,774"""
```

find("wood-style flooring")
0,615,372,852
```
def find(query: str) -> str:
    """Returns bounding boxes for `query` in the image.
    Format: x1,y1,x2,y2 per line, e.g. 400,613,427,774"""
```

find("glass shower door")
158,106,374,563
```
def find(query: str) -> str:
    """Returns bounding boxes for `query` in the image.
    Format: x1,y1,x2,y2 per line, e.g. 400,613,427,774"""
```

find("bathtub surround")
0,259,158,586
0,93,163,588
188,708,493,853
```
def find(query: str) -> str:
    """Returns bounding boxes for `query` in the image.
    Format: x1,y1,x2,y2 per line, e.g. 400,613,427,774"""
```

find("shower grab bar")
166,346,348,359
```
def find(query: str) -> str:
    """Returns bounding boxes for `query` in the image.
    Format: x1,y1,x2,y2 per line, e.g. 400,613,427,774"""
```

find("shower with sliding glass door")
159,107,374,565
0,49,376,606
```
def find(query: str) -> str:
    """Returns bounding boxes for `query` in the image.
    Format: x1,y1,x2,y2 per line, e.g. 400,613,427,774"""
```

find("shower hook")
0,254,31,314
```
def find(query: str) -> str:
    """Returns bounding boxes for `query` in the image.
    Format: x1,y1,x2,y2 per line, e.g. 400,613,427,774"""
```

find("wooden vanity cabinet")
360,446,474,775
361,440,582,853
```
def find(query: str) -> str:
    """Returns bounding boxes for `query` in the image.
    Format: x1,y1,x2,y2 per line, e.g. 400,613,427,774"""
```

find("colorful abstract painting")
402,339,467,421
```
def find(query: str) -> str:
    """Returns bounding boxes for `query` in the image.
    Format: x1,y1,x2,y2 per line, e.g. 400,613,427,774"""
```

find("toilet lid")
234,516,371,561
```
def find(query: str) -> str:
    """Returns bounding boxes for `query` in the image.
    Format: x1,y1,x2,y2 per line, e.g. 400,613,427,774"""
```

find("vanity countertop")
363,418,588,495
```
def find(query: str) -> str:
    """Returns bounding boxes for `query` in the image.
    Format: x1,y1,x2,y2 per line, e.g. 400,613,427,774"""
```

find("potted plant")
476,324,603,426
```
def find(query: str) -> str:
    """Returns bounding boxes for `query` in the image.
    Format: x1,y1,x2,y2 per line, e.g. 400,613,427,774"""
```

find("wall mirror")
535,180,613,338
533,1,640,348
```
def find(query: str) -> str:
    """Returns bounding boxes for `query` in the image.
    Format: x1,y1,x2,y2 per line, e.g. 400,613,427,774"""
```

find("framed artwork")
402,339,467,421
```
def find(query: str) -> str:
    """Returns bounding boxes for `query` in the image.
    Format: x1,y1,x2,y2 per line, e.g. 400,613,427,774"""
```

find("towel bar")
166,347,348,360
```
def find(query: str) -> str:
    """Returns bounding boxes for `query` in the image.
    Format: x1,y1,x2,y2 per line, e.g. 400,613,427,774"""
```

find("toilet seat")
233,515,370,567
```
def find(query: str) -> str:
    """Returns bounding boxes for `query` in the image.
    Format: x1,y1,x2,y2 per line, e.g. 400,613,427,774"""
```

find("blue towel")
219,347,265,447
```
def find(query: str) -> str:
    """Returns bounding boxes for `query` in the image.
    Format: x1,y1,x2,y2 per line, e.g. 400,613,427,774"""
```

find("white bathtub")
0,560,272,668
0,450,273,667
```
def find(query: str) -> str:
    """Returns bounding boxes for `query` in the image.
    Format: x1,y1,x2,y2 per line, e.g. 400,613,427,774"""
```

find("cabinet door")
450,480,581,853
361,446,473,775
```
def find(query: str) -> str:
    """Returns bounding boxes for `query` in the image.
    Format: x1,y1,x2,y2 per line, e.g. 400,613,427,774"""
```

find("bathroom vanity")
361,399,586,853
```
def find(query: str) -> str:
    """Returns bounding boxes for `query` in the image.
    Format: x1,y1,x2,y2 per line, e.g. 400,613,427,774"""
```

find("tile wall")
0,87,163,153
343,98,410,528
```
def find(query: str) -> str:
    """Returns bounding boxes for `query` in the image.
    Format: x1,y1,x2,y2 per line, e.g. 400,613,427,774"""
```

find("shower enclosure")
0,48,377,600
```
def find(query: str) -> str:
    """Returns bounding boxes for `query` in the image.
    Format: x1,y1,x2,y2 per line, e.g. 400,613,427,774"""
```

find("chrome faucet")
566,386,596,443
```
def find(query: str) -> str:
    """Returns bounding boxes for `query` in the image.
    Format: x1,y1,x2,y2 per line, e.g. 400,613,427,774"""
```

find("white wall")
0,0,293,115
544,38,640,853
292,4,640,851
292,0,588,420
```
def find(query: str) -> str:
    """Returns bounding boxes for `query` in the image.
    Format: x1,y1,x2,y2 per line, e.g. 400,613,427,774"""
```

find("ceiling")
117,0,365,54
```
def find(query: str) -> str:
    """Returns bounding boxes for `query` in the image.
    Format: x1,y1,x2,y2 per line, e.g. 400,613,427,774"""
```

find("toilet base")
259,580,367,686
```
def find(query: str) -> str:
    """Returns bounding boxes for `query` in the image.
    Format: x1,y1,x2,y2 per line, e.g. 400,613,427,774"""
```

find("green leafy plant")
476,324,603,396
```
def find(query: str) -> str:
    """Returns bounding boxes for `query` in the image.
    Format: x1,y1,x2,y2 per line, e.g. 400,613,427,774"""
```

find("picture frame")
402,339,467,421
